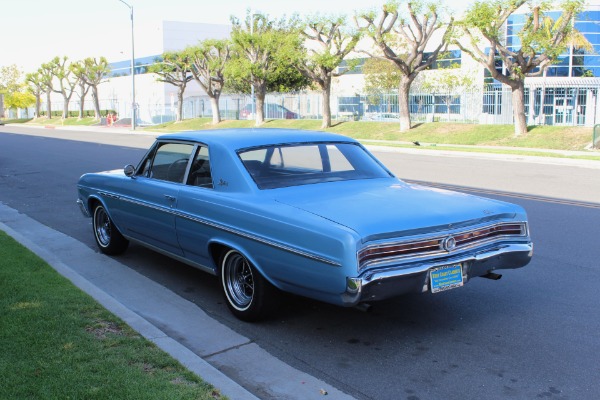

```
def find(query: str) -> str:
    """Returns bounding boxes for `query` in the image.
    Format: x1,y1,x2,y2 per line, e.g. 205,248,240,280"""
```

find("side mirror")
124,164,136,177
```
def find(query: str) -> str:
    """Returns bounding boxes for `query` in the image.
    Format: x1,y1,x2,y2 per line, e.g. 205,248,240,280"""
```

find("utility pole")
118,0,137,130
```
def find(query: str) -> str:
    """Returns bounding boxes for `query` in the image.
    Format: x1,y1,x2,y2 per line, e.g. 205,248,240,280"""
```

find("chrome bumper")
77,199,91,217
342,242,533,306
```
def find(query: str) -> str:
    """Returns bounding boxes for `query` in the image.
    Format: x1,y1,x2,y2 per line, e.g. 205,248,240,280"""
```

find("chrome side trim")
103,192,173,214
76,199,91,217
176,212,342,267
98,190,341,267
124,236,217,275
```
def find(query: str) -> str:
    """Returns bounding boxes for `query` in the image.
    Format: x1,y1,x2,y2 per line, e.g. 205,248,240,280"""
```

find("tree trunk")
254,83,266,126
78,94,86,120
210,95,221,124
91,87,101,120
46,92,52,119
62,97,69,119
35,94,41,118
398,76,413,132
321,76,332,129
77,83,88,120
176,90,184,122
511,80,527,137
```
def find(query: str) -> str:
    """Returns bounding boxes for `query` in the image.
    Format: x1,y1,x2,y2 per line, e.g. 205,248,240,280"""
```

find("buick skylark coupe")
77,129,533,321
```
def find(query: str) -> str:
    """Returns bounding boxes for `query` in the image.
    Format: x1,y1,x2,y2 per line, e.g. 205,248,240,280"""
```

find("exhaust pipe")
482,272,502,280
355,303,372,312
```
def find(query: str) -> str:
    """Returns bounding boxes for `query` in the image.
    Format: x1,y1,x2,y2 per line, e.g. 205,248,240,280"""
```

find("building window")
108,55,160,77
423,50,462,69
505,10,600,78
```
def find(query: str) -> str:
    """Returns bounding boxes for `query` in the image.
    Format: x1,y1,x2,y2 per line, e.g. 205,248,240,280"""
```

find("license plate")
430,264,463,293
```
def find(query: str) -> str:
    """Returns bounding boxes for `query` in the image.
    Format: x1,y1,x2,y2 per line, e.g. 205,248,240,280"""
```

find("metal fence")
18,80,600,128
147,92,324,124
340,83,600,127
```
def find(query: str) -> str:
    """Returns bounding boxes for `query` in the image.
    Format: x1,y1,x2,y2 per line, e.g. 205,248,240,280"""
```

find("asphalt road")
1,126,599,400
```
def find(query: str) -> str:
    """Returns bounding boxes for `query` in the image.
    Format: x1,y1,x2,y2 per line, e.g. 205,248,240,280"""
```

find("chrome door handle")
164,195,176,202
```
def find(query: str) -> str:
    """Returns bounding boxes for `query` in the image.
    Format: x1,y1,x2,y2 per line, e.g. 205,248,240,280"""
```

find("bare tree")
230,11,304,126
297,15,361,128
25,72,44,118
455,0,588,136
357,1,454,131
74,70,91,119
186,39,230,124
71,57,110,120
149,51,193,122
48,56,78,119
38,62,54,119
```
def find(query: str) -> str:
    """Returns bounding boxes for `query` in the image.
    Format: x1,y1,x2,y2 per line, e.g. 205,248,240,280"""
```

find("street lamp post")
250,9,259,121
118,0,136,130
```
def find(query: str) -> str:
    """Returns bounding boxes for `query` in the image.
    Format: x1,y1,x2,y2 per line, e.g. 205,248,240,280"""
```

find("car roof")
157,128,358,151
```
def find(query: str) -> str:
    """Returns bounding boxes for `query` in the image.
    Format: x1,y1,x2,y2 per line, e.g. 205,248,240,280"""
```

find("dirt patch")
85,320,124,339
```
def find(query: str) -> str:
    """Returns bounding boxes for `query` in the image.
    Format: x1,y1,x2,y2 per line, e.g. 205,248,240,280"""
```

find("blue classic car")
77,129,533,321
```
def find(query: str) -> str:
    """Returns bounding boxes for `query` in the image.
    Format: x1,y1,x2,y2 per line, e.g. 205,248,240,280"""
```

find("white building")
101,21,231,123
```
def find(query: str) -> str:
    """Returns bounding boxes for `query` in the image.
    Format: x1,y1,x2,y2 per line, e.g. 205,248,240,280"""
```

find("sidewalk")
363,138,600,157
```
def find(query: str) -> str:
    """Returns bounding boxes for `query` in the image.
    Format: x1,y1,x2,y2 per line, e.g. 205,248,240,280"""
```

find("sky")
1,0,465,73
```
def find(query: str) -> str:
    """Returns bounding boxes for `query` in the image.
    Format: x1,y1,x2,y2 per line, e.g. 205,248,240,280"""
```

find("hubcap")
224,252,254,310
94,208,111,247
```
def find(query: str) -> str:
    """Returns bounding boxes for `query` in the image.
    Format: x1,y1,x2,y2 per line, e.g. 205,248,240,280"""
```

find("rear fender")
207,238,280,289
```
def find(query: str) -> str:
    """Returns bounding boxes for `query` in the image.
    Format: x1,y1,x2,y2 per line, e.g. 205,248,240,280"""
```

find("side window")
187,146,213,188
140,142,194,183
137,146,157,177
326,144,354,172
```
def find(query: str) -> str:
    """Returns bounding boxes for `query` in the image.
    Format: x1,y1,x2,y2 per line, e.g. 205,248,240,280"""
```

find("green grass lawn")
0,231,225,400
147,118,595,149
1,118,32,124
23,115,600,158
146,118,600,159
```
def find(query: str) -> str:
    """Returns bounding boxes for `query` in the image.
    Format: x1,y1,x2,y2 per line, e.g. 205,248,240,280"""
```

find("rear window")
238,142,392,189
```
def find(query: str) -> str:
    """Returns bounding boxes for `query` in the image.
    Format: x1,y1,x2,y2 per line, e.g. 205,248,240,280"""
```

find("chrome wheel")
92,204,128,255
220,249,279,321
222,250,254,311
94,206,111,247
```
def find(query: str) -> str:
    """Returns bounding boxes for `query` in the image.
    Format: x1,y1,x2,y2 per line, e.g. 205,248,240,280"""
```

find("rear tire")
92,204,129,255
220,249,277,322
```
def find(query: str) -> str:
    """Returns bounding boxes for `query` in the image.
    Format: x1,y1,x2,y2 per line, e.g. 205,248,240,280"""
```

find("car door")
114,141,195,256
174,145,218,268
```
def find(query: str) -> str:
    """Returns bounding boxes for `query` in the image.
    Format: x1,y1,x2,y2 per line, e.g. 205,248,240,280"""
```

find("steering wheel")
166,158,189,181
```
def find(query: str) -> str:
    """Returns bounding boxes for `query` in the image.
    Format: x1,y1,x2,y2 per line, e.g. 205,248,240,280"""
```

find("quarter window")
187,146,213,188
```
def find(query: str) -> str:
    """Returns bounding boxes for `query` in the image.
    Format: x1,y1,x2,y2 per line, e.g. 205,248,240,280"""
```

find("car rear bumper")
341,242,533,306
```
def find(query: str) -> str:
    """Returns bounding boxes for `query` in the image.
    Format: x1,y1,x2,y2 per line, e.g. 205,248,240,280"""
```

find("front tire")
221,249,276,322
93,204,129,255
